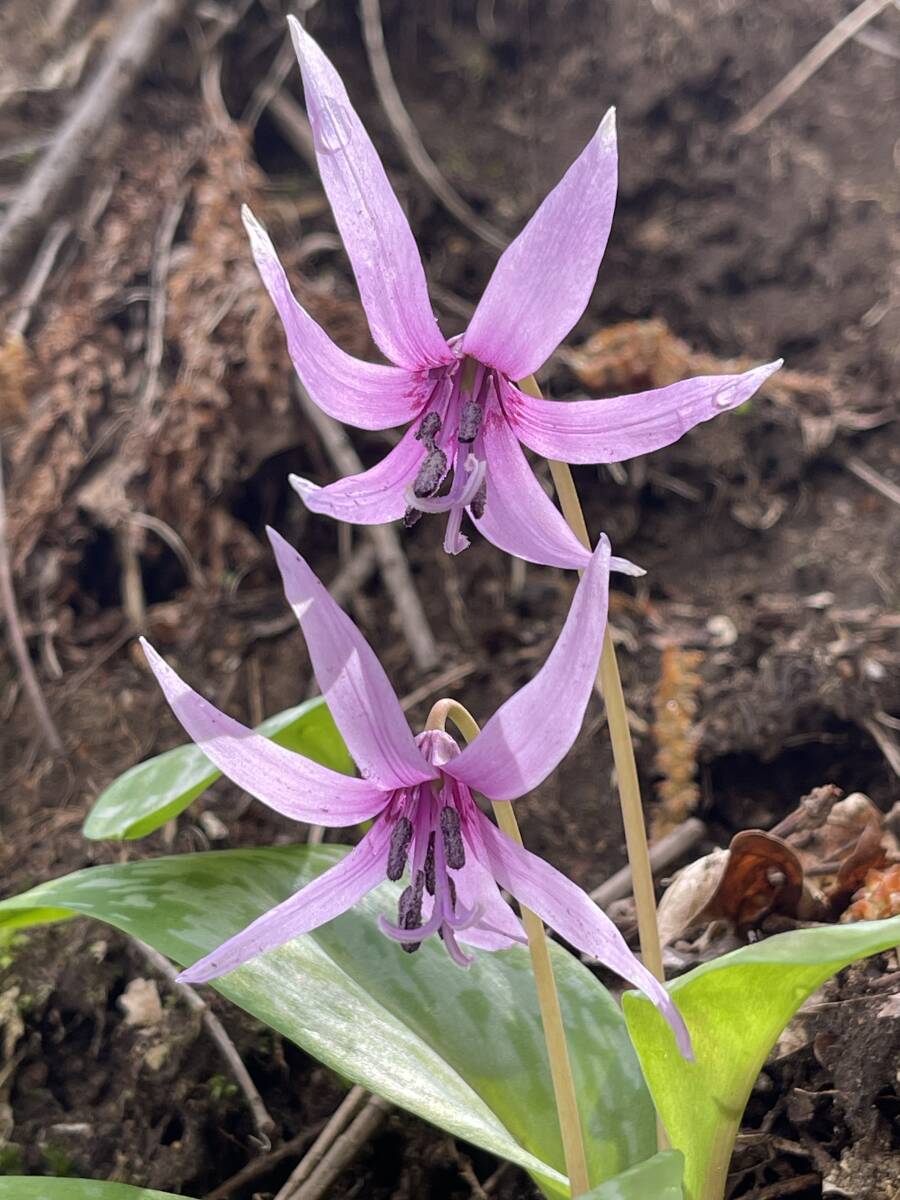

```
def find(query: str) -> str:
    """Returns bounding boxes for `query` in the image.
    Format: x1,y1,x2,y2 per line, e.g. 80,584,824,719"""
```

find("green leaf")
624,915,900,1200
0,846,656,1195
583,1151,683,1199
83,699,353,840
0,1183,195,1200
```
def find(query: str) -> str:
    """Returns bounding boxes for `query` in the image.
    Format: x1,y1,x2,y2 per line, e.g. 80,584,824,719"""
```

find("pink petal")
290,422,424,525
243,207,429,431
288,19,451,371
267,528,435,789
141,640,388,825
461,110,617,380
504,361,783,463
469,413,590,569
178,823,392,983
453,848,526,951
444,536,610,801
475,812,693,1058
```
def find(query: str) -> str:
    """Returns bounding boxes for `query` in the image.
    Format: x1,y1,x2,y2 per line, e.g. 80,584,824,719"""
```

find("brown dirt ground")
1,0,898,1196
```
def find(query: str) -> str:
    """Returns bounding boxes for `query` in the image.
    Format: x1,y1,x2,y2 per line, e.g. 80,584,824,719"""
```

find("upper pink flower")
141,527,690,1056
245,18,781,569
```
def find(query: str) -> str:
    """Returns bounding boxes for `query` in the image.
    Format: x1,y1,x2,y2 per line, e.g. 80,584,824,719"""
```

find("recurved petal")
141,640,389,826
453,844,526,951
178,822,392,983
267,528,435,789
475,812,693,1058
288,18,451,371
243,207,429,431
461,109,617,380
290,422,425,525
504,361,784,463
443,535,610,800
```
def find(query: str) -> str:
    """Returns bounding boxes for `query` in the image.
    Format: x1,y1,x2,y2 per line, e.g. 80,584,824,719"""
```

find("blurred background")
0,0,898,1196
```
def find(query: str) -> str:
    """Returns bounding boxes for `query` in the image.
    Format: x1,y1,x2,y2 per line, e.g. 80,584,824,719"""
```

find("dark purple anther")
416,411,442,448
403,506,423,528
424,832,436,895
413,447,447,498
458,400,483,444
470,479,487,520
387,815,413,881
440,806,465,869
397,870,424,953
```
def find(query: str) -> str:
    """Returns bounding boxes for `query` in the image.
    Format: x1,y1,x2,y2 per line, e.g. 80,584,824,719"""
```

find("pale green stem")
426,697,592,1198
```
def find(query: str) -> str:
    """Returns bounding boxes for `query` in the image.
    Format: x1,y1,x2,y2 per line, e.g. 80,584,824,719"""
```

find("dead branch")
268,90,318,172
359,0,508,252
845,454,900,508
7,219,71,339
734,0,896,135
293,380,439,671
203,1122,327,1200
589,817,707,907
275,1086,391,1200
0,446,63,754
134,938,275,1145
0,0,190,284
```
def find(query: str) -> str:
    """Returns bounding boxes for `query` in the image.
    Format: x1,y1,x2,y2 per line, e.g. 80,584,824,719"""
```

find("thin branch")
359,0,507,253
293,381,439,671
242,33,298,132
203,1122,327,1200
7,219,71,338
273,1085,368,1199
734,0,896,135
268,90,318,171
0,0,190,283
845,454,900,507
134,939,275,1145
589,817,707,907
278,1090,392,1200
138,186,188,417
0,447,63,753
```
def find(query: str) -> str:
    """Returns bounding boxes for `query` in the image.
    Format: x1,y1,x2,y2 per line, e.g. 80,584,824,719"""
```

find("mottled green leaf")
0,845,656,1194
0,1183,194,1200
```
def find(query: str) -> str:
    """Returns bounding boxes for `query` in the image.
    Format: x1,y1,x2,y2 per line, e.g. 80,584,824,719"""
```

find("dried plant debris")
657,787,900,947
651,644,704,839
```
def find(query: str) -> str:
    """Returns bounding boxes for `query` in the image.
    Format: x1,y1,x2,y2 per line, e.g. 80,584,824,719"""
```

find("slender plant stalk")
426,697,592,1198
515,374,666,987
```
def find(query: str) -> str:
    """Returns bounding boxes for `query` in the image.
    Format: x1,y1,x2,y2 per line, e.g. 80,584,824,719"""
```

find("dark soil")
1,0,898,1197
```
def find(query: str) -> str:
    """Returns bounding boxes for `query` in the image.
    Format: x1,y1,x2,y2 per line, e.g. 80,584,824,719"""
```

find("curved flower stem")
425,697,591,1198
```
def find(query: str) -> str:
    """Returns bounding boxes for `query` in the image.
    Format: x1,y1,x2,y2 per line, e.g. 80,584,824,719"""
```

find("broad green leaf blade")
0,1183,195,1200
83,699,353,840
0,847,655,1193
623,915,900,1200
583,1151,684,1199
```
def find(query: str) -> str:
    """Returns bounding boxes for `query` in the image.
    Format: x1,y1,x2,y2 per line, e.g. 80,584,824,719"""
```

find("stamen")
447,876,457,908
386,816,413,881
424,832,436,895
440,806,466,869
397,870,425,954
413,447,448,498
470,479,487,520
403,505,423,528
458,400,483,444
416,411,442,449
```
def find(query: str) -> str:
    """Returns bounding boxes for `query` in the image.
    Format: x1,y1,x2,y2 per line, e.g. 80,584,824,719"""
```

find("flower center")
378,732,478,965
402,360,495,555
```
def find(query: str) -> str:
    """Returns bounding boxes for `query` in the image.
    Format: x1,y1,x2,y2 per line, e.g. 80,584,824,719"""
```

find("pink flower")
141,527,690,1055
245,18,780,567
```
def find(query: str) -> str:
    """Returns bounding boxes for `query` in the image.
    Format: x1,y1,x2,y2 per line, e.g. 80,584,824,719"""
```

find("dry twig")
275,1086,391,1200
589,817,707,907
203,1122,327,1200
293,380,439,671
0,0,190,282
0,446,63,754
359,0,507,252
845,454,900,507
134,939,275,1145
734,0,896,135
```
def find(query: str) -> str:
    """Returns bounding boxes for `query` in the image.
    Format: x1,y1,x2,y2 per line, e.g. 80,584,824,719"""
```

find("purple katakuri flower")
141,526,691,1056
242,18,781,569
